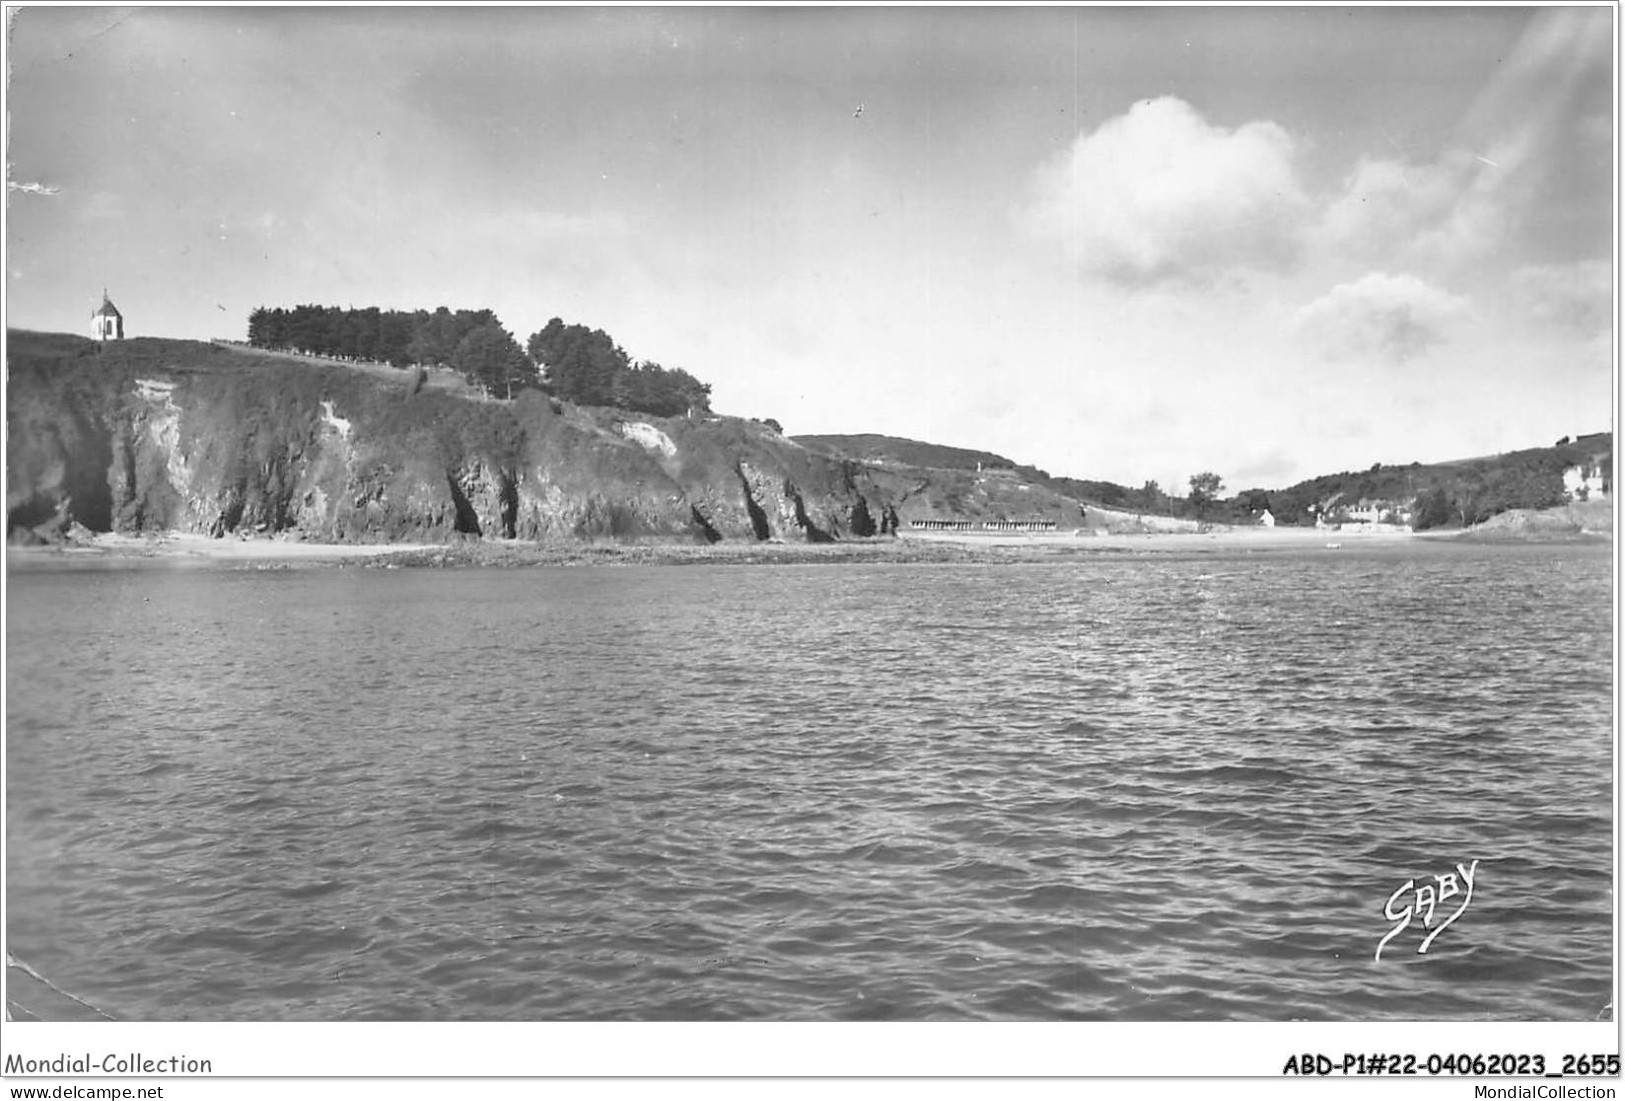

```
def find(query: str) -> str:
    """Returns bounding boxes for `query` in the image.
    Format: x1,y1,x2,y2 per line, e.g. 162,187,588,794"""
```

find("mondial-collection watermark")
3,1054,212,1075
1472,1089,1616,1099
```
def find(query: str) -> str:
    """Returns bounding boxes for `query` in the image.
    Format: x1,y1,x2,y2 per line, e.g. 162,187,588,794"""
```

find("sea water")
5,542,1613,1020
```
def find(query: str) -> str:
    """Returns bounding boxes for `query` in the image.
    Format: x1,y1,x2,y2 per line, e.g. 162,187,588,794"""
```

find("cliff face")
10,331,1063,545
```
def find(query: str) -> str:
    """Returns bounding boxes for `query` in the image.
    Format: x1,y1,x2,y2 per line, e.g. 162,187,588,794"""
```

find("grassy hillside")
794,433,1018,472
1261,434,1612,527
792,428,1614,531
1452,497,1613,542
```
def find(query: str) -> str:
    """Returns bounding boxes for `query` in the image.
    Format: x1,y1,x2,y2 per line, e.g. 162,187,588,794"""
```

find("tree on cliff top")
527,318,712,416
453,322,537,399
528,318,625,406
621,360,712,417
247,304,510,377
1188,471,1224,519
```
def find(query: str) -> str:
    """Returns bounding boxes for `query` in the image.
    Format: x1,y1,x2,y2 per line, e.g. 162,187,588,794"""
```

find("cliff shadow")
446,472,483,537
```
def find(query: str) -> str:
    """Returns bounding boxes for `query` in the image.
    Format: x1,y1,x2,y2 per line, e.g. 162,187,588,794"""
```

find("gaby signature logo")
1375,859,1479,962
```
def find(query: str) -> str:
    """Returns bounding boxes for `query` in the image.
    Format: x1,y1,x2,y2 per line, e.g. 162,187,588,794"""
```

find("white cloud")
1294,273,1468,365
1319,153,1471,260
1317,9,1610,276
1509,259,1612,334
1317,146,1538,274
1027,96,1309,285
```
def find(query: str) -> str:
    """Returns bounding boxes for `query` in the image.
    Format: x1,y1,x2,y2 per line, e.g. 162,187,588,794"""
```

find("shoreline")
899,525,1433,551
7,532,441,564
7,521,1589,571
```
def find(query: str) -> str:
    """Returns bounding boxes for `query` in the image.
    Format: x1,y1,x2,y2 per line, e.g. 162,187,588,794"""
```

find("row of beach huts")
907,519,1059,532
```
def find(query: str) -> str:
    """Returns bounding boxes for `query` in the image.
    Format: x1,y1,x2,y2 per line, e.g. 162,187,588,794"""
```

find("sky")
5,5,1615,491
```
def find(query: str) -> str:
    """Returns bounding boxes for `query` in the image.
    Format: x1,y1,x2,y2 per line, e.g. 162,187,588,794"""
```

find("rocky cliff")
6,331,1084,546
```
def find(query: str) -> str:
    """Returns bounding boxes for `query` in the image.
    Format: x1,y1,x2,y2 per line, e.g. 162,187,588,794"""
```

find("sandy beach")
898,524,1430,552
7,532,439,564
2,523,1451,570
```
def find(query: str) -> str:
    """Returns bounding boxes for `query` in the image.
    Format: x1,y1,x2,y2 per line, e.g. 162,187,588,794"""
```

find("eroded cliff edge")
7,331,925,546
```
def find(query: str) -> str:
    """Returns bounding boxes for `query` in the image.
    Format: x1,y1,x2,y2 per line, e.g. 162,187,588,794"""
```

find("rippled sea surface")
5,543,1613,1020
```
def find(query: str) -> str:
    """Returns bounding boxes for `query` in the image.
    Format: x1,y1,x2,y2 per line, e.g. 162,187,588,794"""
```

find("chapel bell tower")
93,291,124,341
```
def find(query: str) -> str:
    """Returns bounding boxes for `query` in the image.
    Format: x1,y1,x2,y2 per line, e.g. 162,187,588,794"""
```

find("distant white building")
92,292,123,341
1257,508,1275,528
1330,497,1413,526
1564,462,1610,500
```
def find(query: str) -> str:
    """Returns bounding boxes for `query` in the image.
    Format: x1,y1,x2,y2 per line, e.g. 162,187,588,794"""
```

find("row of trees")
527,318,711,416
247,305,537,397
1025,470,1232,522
245,306,713,414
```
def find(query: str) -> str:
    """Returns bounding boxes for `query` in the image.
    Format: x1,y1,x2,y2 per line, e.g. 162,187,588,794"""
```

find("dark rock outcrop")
8,331,987,545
